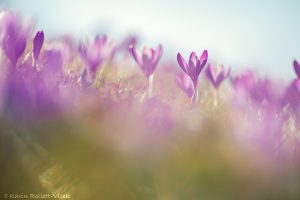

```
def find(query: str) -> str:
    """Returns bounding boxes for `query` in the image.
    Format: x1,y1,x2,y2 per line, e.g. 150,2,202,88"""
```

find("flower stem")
148,74,154,98
191,86,199,104
213,89,218,107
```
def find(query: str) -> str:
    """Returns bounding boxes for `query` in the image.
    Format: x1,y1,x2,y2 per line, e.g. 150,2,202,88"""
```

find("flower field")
1,10,300,199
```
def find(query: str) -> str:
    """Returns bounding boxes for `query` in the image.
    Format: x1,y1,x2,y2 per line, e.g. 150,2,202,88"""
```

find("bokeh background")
1,0,300,79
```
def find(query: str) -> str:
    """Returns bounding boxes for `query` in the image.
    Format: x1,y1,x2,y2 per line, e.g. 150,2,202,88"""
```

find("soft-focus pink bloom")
1,11,27,66
282,79,300,112
130,44,163,78
205,64,230,89
176,72,194,98
78,35,114,78
231,70,255,91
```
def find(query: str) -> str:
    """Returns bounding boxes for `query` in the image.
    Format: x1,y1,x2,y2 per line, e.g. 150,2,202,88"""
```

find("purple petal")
141,49,154,77
152,44,163,66
42,50,63,74
2,24,26,66
207,65,230,88
195,50,208,78
215,73,225,88
95,34,107,46
226,67,231,77
15,35,26,62
33,30,44,61
130,46,142,66
283,79,300,110
188,52,197,70
176,72,194,97
293,60,300,79
200,50,208,63
78,41,87,57
148,44,163,75
142,46,152,58
206,64,217,87
177,53,188,73
187,52,197,82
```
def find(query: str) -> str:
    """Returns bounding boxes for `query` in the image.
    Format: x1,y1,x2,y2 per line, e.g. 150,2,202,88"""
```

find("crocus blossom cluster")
1,10,300,199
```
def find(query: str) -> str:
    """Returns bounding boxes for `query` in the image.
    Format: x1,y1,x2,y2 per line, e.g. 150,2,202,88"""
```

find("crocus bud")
293,60,300,79
33,30,44,61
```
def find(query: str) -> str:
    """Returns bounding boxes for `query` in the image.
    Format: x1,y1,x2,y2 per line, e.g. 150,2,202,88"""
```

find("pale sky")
2,0,300,79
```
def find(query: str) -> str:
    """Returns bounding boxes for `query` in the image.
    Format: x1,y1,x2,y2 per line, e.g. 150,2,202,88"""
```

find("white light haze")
2,0,300,79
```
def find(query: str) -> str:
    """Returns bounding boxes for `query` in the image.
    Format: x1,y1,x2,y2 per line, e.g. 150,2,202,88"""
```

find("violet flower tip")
293,59,299,68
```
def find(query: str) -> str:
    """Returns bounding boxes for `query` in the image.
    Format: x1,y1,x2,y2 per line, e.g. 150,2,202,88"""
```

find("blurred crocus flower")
206,64,230,89
230,70,256,109
293,60,300,79
2,50,63,121
176,72,194,98
79,68,92,88
110,35,138,64
177,50,208,89
121,35,138,50
231,70,255,91
78,35,114,78
130,44,163,78
118,35,138,54
130,44,163,97
1,11,27,66
250,79,285,110
282,79,300,113
234,100,284,155
33,30,44,61
40,49,64,88
283,61,300,112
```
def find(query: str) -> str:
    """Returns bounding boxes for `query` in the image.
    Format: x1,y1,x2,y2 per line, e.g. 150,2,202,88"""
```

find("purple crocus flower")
117,35,138,55
282,79,300,113
78,35,114,78
130,44,163,78
41,49,63,83
176,72,194,98
230,71,256,109
33,30,44,61
231,70,255,91
130,44,163,97
283,61,300,112
293,60,300,79
110,35,138,63
1,12,27,66
177,50,208,89
250,79,285,111
122,35,138,50
206,64,230,89
2,50,63,121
